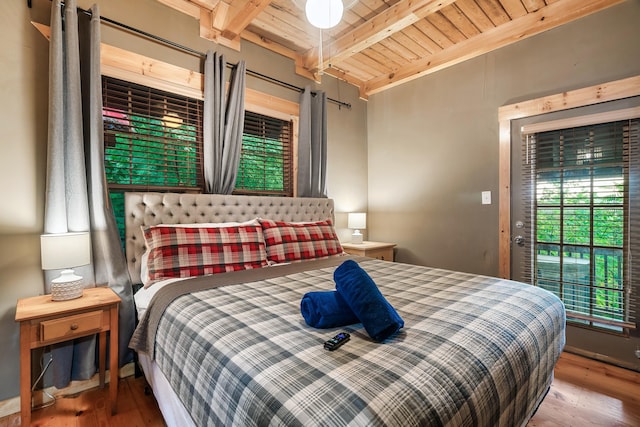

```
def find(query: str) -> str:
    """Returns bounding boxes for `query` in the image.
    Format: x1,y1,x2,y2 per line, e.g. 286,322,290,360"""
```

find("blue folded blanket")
334,260,404,342
300,290,360,329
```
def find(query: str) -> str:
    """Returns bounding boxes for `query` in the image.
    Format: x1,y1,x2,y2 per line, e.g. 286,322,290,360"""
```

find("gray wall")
367,1,640,275
366,0,640,368
0,0,366,401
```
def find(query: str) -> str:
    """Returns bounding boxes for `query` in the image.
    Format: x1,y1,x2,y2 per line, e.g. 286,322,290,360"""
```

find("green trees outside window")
102,77,293,243
533,121,629,330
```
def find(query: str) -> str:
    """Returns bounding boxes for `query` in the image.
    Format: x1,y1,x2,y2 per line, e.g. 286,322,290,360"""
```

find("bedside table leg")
19,322,31,426
99,331,106,387
109,305,119,415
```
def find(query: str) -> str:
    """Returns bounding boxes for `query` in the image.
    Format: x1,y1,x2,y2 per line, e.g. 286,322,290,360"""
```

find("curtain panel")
298,87,327,198
203,51,246,194
44,0,135,388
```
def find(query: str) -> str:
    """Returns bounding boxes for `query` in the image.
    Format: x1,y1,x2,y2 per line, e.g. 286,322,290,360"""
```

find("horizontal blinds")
526,118,639,330
520,134,534,287
235,111,293,196
627,119,640,331
102,76,204,190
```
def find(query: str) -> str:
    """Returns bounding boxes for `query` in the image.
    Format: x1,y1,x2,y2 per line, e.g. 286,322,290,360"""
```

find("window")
523,115,639,332
102,76,295,241
103,77,204,240
235,111,293,196
103,77,204,191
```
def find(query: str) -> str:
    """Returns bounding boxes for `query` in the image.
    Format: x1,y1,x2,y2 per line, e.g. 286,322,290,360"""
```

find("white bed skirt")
138,352,195,427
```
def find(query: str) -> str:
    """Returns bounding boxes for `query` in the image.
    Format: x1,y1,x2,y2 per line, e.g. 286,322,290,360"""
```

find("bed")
126,192,566,427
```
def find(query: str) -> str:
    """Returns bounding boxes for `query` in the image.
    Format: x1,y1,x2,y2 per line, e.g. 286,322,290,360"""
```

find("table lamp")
348,212,366,244
40,232,91,301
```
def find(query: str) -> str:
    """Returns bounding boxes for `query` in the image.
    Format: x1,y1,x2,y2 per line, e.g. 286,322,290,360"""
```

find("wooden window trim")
498,75,640,279
99,44,299,117
31,23,299,117
98,41,299,196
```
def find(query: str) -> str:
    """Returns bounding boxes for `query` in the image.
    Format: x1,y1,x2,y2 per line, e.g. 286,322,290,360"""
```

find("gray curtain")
44,0,135,389
203,50,246,194
298,87,327,197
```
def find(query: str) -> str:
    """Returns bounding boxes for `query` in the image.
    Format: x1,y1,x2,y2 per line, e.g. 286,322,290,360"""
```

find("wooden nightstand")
15,287,121,426
342,241,397,261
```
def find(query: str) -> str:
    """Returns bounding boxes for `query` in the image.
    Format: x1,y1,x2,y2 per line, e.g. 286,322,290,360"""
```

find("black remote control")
324,332,350,351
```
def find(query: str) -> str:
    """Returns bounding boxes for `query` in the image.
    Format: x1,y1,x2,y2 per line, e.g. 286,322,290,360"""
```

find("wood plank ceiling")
157,0,624,99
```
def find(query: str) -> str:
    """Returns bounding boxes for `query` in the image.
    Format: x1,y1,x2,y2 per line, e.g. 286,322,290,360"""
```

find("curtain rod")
33,1,352,110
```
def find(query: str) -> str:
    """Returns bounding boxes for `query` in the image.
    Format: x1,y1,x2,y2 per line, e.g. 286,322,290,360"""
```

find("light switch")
481,191,492,205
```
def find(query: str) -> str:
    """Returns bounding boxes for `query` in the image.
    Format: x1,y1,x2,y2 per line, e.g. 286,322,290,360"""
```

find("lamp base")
351,230,363,244
51,269,84,301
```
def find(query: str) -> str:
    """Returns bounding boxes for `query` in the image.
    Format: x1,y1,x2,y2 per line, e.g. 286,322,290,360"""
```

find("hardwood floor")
1,352,639,426
529,352,640,427
0,376,164,427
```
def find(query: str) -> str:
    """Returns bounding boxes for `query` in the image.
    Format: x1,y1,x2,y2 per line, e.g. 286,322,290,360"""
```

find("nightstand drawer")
40,310,103,341
366,247,394,261
342,241,397,262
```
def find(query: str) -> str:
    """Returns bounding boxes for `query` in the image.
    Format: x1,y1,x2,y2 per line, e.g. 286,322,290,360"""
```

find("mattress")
130,256,565,427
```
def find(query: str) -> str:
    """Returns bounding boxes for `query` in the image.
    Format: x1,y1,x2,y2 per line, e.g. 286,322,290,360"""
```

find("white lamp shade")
348,212,367,230
305,0,344,29
40,232,91,270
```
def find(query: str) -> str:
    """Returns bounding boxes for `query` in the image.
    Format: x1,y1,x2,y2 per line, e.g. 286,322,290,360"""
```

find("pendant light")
305,0,344,29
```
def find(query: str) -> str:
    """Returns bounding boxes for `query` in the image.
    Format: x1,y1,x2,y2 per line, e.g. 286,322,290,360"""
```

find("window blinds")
234,110,293,196
521,113,639,331
102,76,204,191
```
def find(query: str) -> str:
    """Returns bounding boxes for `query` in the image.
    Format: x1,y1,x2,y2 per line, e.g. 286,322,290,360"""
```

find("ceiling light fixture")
305,0,344,29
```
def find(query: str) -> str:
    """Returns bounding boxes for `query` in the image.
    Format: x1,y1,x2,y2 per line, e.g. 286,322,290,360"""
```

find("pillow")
139,220,260,286
141,222,268,287
259,218,343,264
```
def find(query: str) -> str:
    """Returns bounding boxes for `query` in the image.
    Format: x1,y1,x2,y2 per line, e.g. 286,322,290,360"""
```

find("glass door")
509,96,640,367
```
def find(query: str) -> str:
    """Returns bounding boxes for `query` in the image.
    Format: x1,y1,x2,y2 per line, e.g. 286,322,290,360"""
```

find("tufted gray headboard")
124,192,335,285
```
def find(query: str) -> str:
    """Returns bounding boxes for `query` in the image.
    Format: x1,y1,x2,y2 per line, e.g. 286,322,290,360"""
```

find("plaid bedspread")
130,257,565,427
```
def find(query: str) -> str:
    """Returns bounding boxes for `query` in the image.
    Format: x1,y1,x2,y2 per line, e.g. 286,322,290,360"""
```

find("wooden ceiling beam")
302,0,457,73
189,0,221,10
199,1,273,50
520,0,547,13
240,30,319,82
221,0,272,40
200,4,241,50
363,0,626,96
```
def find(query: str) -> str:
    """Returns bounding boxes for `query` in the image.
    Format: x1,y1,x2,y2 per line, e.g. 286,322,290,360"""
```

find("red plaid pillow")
259,218,343,264
142,224,268,287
